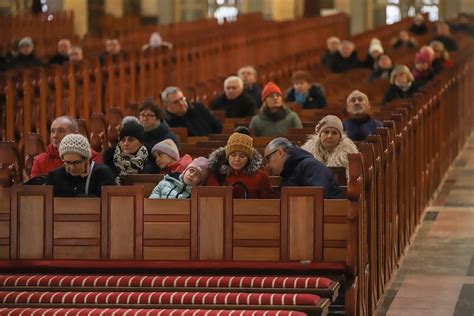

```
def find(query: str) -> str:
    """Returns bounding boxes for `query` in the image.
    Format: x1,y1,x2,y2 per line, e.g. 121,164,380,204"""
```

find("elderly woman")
381,65,419,106
301,115,359,168
249,82,302,136
206,131,273,198
103,121,154,184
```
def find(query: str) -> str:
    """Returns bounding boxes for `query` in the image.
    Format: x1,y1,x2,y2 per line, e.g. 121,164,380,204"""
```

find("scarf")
113,145,149,184
263,106,288,122
294,91,307,104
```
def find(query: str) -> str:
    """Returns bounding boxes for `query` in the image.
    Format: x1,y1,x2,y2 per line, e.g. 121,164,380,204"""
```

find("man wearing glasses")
46,134,115,197
30,116,102,178
162,86,222,136
264,137,343,199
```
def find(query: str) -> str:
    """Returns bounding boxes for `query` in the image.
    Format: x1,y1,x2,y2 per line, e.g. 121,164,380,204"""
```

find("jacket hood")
301,133,358,167
208,147,263,176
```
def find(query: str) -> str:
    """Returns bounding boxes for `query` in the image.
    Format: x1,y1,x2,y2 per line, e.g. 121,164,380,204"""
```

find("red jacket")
30,143,102,178
160,154,193,174
206,169,273,199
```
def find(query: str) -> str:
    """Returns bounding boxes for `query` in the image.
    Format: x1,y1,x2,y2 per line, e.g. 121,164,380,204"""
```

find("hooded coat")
279,147,343,199
206,147,273,199
301,133,359,168
149,173,192,199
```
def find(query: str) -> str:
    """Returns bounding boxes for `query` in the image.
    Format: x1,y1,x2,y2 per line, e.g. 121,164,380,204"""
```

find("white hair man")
210,75,257,118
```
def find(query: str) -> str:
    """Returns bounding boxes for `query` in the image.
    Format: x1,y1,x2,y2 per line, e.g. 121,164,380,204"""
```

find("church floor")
378,134,474,316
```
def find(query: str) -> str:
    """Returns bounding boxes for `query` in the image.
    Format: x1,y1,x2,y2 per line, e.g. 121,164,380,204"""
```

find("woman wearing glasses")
206,130,273,199
249,82,302,137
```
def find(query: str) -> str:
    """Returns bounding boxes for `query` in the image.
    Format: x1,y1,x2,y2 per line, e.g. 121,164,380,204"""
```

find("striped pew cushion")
0,275,332,290
0,308,308,316
0,291,322,306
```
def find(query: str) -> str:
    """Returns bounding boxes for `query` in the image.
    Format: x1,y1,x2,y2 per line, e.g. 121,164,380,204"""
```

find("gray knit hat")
59,134,91,160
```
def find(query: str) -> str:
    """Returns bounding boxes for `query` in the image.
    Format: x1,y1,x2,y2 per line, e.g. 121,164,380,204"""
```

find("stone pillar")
63,0,88,36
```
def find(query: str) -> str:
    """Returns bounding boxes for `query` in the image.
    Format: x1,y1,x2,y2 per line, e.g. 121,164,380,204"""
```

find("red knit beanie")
261,82,282,102
415,52,430,64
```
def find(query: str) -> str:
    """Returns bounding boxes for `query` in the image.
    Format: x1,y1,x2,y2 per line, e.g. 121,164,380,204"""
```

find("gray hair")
161,86,181,102
53,116,78,133
238,65,257,77
346,90,369,104
224,76,243,89
121,115,140,125
266,137,294,153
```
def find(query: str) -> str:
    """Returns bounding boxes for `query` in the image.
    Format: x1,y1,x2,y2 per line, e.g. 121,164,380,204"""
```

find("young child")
412,52,434,86
206,131,273,198
284,71,327,109
151,139,192,174
149,157,209,199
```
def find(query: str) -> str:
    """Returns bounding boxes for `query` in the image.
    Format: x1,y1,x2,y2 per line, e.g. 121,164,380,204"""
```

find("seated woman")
381,65,419,106
249,82,302,136
391,31,418,49
46,134,115,197
284,71,327,109
412,52,434,86
149,157,208,199
368,54,393,82
430,40,454,74
103,121,152,184
206,131,273,198
151,139,192,174
362,38,384,68
302,115,359,168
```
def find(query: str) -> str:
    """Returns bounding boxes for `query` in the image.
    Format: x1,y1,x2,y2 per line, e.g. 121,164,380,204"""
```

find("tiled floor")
378,135,474,316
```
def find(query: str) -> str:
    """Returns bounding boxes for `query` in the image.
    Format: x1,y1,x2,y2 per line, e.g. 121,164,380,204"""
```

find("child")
151,139,192,174
284,71,327,109
206,131,273,198
149,157,209,199
412,52,434,86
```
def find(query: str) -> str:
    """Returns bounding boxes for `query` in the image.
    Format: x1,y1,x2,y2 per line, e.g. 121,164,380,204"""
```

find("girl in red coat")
206,131,273,198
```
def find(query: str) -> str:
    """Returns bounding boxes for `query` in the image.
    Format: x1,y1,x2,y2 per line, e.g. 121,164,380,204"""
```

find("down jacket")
149,173,192,199
301,134,359,168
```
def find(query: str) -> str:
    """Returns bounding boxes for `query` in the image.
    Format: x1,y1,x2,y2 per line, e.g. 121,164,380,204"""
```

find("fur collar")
301,133,359,168
208,147,263,176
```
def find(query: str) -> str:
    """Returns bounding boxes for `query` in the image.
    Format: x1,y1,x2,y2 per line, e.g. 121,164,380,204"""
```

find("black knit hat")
120,122,145,143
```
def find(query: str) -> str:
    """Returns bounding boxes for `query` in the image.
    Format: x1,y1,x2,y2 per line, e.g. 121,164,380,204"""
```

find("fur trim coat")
301,134,359,168
206,147,273,198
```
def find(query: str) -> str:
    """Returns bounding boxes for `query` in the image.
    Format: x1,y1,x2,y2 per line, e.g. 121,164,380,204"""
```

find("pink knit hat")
151,139,179,161
184,157,209,181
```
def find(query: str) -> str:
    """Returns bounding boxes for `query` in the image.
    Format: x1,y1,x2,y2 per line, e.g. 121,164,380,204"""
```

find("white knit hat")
369,42,384,54
59,134,91,160
315,115,344,136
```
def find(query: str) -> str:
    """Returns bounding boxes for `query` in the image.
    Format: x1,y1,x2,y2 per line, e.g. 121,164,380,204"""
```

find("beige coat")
301,134,359,168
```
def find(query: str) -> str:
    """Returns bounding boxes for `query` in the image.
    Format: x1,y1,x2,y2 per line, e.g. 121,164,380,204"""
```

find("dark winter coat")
330,52,360,73
244,84,263,108
284,84,327,109
46,163,115,197
320,50,337,67
102,145,157,178
409,23,428,35
206,147,273,199
381,83,419,106
165,102,223,136
431,35,458,51
8,53,42,69
343,116,384,141
368,66,393,82
143,120,179,153
48,53,69,65
210,92,257,118
279,147,343,199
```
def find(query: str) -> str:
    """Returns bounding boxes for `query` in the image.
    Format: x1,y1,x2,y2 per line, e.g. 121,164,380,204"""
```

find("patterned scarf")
113,145,149,184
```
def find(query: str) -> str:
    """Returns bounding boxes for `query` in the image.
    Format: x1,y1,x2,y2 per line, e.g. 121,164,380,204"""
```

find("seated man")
46,134,115,197
8,37,42,69
330,40,360,73
31,116,102,178
99,38,124,65
320,36,340,67
68,46,84,64
210,76,257,118
264,137,343,199
48,38,71,65
431,22,458,51
238,65,262,107
343,90,383,141
163,86,222,136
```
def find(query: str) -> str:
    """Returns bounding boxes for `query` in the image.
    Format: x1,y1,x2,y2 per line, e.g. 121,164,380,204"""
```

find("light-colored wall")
105,0,124,17
461,0,474,13
63,0,88,36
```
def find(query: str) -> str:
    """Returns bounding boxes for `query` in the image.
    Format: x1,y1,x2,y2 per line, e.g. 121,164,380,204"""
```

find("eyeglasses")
264,149,278,163
139,113,156,118
63,159,85,166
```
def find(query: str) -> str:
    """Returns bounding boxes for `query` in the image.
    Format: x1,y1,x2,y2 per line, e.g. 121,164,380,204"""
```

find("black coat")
280,147,343,199
343,116,384,141
46,163,115,197
284,84,327,109
165,102,223,136
330,52,360,73
8,53,42,69
244,85,263,108
392,39,417,49
48,53,69,65
381,83,419,106
143,120,179,153
431,35,458,51
320,50,337,67
409,23,428,35
368,66,393,82
210,92,257,118
361,54,376,69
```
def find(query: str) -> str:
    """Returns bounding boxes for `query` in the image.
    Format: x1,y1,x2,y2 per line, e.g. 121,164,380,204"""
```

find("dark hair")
291,70,313,83
138,99,163,120
234,126,251,136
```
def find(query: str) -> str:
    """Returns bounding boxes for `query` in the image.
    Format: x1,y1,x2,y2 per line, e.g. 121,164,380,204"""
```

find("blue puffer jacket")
149,173,192,199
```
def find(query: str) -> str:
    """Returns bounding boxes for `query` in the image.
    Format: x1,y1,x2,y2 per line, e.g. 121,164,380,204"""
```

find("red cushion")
0,308,308,316
0,291,321,306
0,275,332,289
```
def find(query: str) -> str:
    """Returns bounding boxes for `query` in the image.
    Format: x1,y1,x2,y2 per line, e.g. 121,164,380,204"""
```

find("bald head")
346,90,370,117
